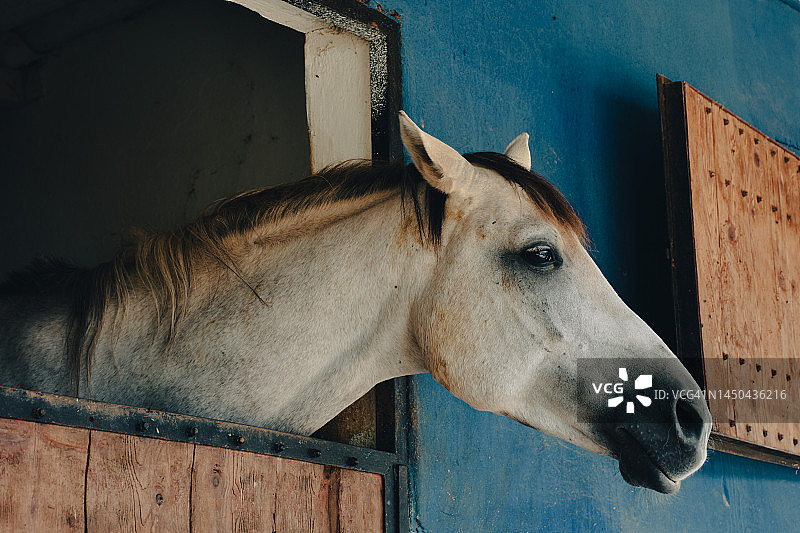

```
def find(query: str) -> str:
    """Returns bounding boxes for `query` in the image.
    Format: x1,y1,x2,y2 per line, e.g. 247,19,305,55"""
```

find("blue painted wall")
389,0,800,531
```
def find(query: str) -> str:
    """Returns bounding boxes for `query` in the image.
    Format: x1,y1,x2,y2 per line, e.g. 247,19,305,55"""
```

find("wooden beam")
304,27,371,172
227,0,329,33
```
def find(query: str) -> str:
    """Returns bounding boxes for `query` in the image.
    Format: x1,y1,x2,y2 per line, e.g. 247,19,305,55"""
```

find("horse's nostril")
675,398,706,441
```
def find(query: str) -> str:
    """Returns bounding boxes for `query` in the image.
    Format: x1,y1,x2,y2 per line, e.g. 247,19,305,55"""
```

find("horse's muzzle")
613,382,711,493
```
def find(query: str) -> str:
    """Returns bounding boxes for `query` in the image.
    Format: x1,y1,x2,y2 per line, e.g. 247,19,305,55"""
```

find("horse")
0,111,711,493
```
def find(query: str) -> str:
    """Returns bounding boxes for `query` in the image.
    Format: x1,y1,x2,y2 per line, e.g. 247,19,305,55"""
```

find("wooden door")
659,75,800,464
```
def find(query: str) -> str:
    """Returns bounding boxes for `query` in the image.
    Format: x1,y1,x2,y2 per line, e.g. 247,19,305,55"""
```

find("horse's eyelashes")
521,243,561,269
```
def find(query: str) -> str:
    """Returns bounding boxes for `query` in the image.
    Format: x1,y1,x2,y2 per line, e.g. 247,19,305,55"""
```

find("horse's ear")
398,111,474,195
503,133,531,170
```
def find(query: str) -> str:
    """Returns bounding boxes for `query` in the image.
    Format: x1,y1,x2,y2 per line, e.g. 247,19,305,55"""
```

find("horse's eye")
521,244,560,269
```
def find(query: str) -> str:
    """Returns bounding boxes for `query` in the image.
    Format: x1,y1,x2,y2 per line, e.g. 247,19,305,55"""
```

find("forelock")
463,152,587,245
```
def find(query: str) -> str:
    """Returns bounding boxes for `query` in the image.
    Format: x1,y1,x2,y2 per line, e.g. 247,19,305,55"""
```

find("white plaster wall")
0,0,310,277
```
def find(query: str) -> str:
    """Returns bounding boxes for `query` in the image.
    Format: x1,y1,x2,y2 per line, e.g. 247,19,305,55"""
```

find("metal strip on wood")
658,76,706,389
0,385,398,477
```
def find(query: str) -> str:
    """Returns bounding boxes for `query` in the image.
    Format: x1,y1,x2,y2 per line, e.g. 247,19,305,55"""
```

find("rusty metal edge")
0,384,400,475
710,433,800,469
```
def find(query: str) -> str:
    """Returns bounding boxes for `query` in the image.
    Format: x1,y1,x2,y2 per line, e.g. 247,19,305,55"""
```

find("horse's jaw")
619,458,681,494
615,427,688,494
570,423,706,494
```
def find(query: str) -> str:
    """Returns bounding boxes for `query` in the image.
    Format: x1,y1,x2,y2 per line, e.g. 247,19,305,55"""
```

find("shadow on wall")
595,87,676,350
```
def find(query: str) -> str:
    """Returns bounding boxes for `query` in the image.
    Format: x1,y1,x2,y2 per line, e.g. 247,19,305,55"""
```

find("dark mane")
0,153,583,392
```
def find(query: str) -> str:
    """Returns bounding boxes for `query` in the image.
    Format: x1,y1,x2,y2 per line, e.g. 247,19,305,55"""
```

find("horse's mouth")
615,428,680,494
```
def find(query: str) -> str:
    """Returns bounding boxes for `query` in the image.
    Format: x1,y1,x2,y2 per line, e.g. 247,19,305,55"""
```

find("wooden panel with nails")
0,419,383,532
660,76,800,459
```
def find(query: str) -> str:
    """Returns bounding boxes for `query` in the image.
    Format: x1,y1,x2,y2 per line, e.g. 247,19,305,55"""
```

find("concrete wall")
393,0,800,530
0,0,309,278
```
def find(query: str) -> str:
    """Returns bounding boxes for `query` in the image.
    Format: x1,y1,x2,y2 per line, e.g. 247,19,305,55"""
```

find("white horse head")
398,111,711,493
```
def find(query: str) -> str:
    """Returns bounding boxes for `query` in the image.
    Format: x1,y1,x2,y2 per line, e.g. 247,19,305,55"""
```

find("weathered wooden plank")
191,444,382,533
718,102,756,444
683,86,727,428
741,122,787,449
725,116,766,444
273,453,328,532
774,144,800,363
304,27,371,173
336,467,383,533
191,445,279,532
0,419,87,532
755,126,783,450
0,417,385,532
85,431,193,532
777,143,800,453
755,134,795,451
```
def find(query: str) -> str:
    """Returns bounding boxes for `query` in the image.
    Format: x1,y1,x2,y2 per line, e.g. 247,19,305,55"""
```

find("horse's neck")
89,192,430,434
0,294,75,396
